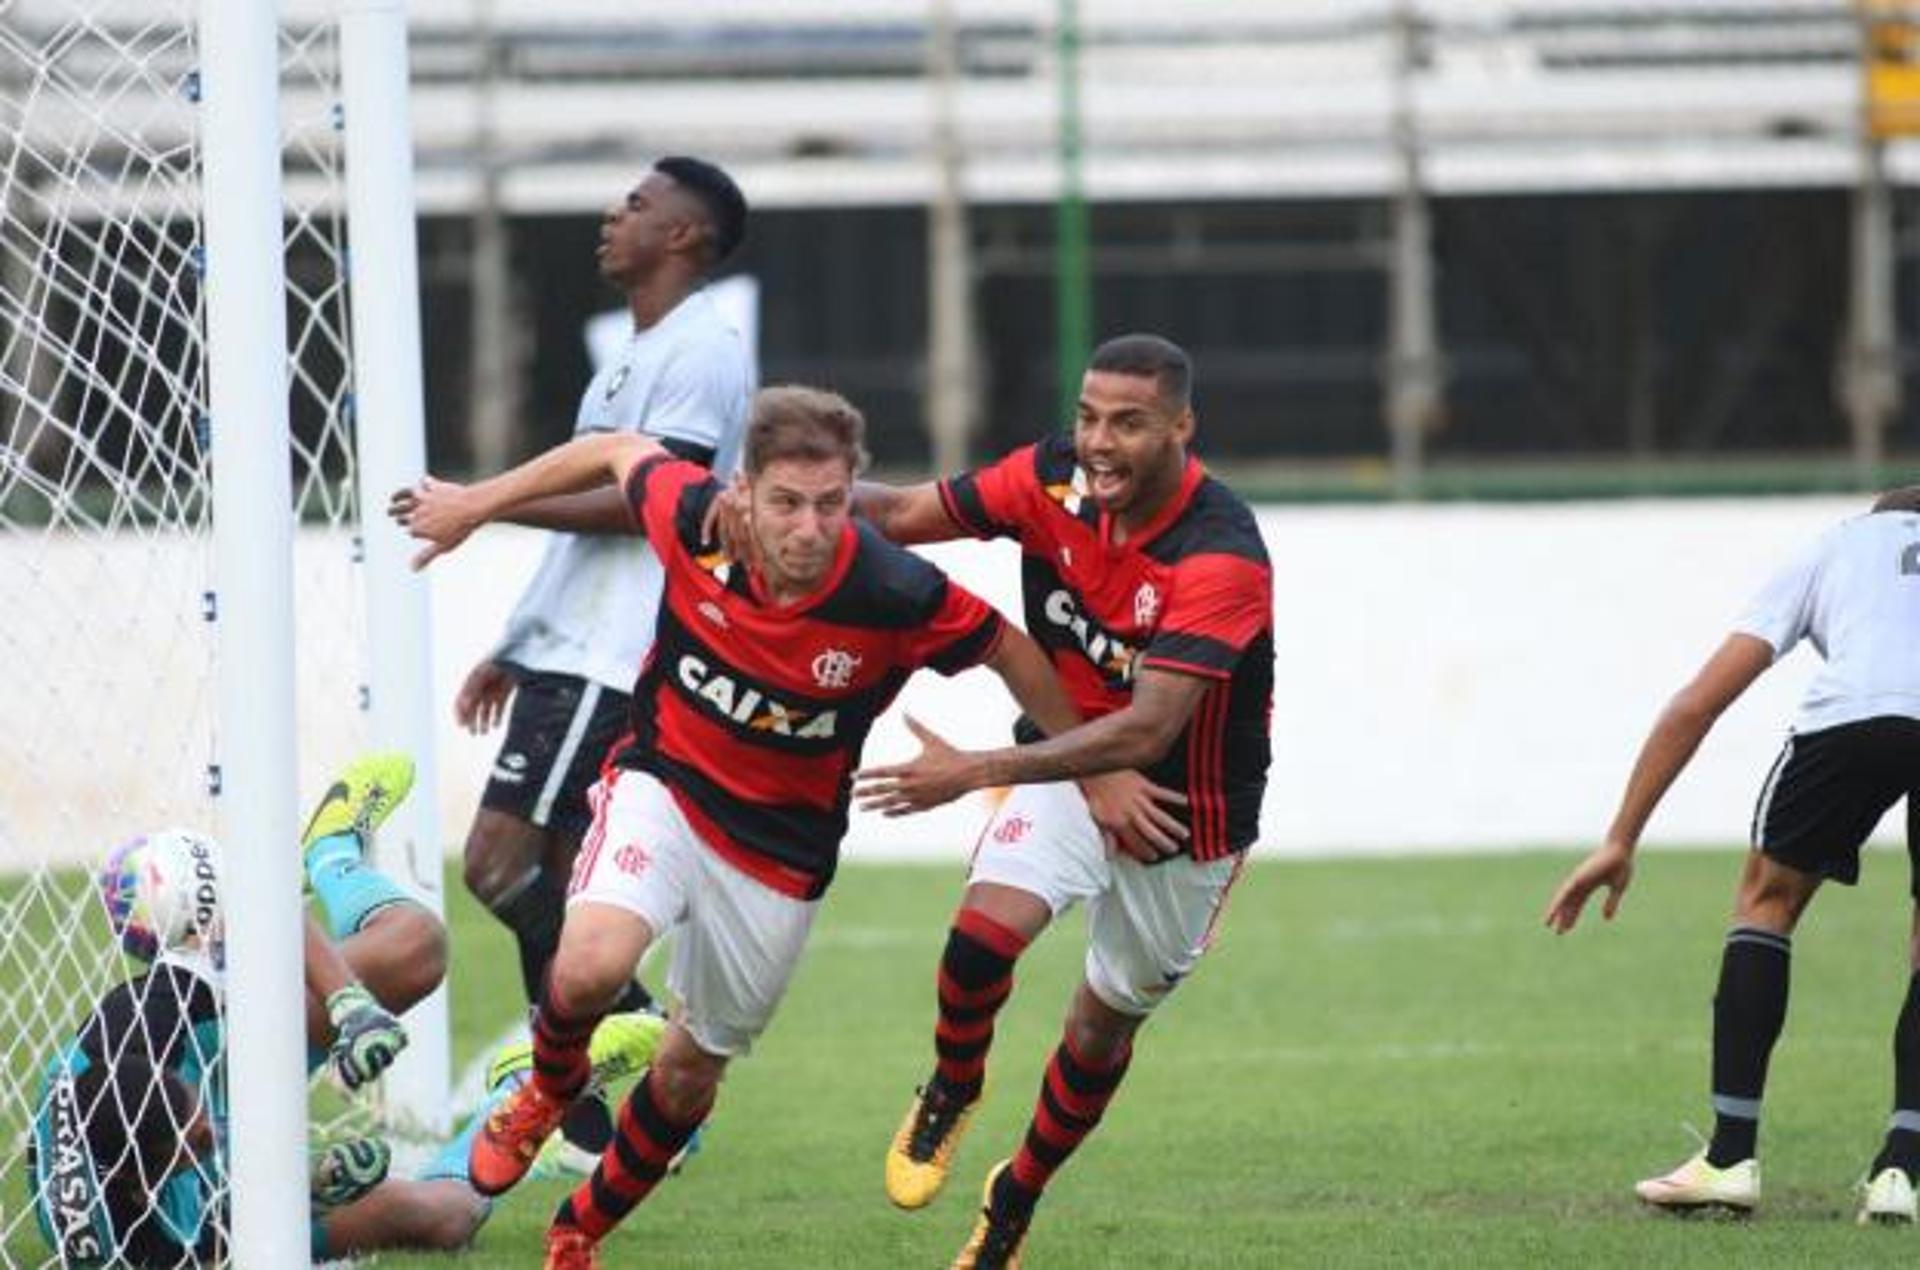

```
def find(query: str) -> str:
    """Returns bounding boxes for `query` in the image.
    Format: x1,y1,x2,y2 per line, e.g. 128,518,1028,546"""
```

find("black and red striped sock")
1007,1031,1132,1198
531,973,600,1103
552,1070,710,1240
933,908,1030,1100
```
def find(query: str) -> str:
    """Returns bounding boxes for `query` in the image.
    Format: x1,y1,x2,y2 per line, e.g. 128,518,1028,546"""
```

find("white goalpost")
200,0,309,1259
337,0,449,1143
0,0,443,1263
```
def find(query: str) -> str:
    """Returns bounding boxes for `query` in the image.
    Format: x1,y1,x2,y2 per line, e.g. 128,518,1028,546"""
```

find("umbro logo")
697,601,728,628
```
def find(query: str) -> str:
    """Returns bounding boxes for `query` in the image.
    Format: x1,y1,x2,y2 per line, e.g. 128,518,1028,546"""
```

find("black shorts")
482,669,632,838
1751,715,1920,892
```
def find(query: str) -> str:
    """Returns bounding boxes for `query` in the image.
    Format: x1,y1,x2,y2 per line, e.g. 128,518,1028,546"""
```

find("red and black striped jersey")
610,456,1006,898
937,433,1273,858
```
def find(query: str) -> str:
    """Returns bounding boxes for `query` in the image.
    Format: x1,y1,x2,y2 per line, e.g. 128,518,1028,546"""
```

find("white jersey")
1735,509,1920,733
493,289,751,691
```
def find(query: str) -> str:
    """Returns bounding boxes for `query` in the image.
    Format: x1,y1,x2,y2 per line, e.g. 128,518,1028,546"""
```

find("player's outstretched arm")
853,479,964,545
857,665,1204,814
1543,633,1774,934
387,431,664,568
501,486,639,534
979,626,1189,857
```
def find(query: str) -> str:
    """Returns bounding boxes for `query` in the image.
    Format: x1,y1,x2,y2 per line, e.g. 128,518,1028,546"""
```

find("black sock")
492,867,568,1005
563,1094,615,1153
1707,926,1792,1167
1872,973,1920,1182
612,979,654,1014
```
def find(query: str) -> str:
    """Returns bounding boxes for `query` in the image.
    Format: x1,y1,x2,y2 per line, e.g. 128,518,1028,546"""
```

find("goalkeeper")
27,753,663,1264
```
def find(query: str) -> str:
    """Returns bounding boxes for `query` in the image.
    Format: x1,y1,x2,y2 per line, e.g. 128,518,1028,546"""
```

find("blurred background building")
13,0,1920,496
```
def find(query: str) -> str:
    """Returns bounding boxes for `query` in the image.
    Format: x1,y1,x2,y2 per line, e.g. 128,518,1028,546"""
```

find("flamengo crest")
1133,581,1161,628
811,647,862,689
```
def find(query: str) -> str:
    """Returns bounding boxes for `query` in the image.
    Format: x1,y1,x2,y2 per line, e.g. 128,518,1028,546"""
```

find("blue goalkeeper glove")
325,983,408,1091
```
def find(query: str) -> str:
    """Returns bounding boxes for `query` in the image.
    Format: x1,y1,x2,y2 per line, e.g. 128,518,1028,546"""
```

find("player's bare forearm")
391,433,659,566
303,911,356,1005
1604,692,1724,852
853,479,962,545
503,485,638,534
471,432,662,522
975,669,1208,788
1604,634,1773,851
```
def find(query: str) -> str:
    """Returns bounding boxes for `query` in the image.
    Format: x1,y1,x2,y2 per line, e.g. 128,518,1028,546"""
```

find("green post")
1055,0,1090,423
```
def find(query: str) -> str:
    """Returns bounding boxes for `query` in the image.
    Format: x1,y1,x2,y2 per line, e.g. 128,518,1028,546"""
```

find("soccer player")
30,753,446,1263
456,155,752,1028
838,333,1274,1269
393,385,1177,1269
28,752,667,1265
1545,487,1920,1223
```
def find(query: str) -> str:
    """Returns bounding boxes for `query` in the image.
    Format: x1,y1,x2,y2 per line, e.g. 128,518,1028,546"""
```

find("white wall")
424,495,1868,863
2,495,1881,871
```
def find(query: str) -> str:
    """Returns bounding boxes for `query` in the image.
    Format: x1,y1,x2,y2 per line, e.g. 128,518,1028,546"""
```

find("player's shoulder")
962,433,1070,490
634,456,721,537
810,521,957,630
672,292,750,362
1153,472,1268,567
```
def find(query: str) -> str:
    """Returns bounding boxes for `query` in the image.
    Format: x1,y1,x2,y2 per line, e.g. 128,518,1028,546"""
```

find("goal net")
1,2,429,1263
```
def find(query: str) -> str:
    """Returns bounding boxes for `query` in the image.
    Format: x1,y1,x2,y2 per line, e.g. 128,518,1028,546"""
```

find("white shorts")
968,781,1245,1017
569,769,820,1057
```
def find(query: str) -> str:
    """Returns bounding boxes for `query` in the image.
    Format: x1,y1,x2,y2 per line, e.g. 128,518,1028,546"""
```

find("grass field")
389,848,1920,1269
14,848,1920,1267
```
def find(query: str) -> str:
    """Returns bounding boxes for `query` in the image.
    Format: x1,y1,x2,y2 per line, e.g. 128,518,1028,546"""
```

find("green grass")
398,850,1920,1268
14,850,1920,1267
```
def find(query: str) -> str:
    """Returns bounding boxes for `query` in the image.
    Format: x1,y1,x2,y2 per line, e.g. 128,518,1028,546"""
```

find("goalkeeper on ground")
25,753,668,1265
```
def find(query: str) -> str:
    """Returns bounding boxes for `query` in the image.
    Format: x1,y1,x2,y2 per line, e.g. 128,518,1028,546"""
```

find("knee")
462,818,536,908
1734,856,1817,934
376,906,448,1009
1736,881,1808,933
650,1046,723,1121
547,940,631,1017
1064,985,1141,1067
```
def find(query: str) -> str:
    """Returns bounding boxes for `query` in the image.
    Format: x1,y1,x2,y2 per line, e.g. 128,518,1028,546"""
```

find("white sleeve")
1733,530,1830,659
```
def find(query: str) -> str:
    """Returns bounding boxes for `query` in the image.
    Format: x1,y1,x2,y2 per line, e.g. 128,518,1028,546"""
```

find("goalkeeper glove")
325,983,408,1091
310,1135,392,1209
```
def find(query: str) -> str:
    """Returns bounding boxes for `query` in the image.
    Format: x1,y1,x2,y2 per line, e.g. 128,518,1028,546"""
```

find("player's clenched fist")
388,475,482,569
325,983,409,1091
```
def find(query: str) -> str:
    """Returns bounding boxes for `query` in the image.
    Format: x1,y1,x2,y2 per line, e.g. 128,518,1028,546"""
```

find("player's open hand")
854,715,981,815
455,659,516,733
388,475,481,569
699,474,757,567
1079,769,1188,862
325,983,409,1092
1543,840,1635,934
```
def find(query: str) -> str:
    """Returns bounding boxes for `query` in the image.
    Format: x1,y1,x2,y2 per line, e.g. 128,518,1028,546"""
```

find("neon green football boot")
301,750,416,856
487,1008,666,1099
